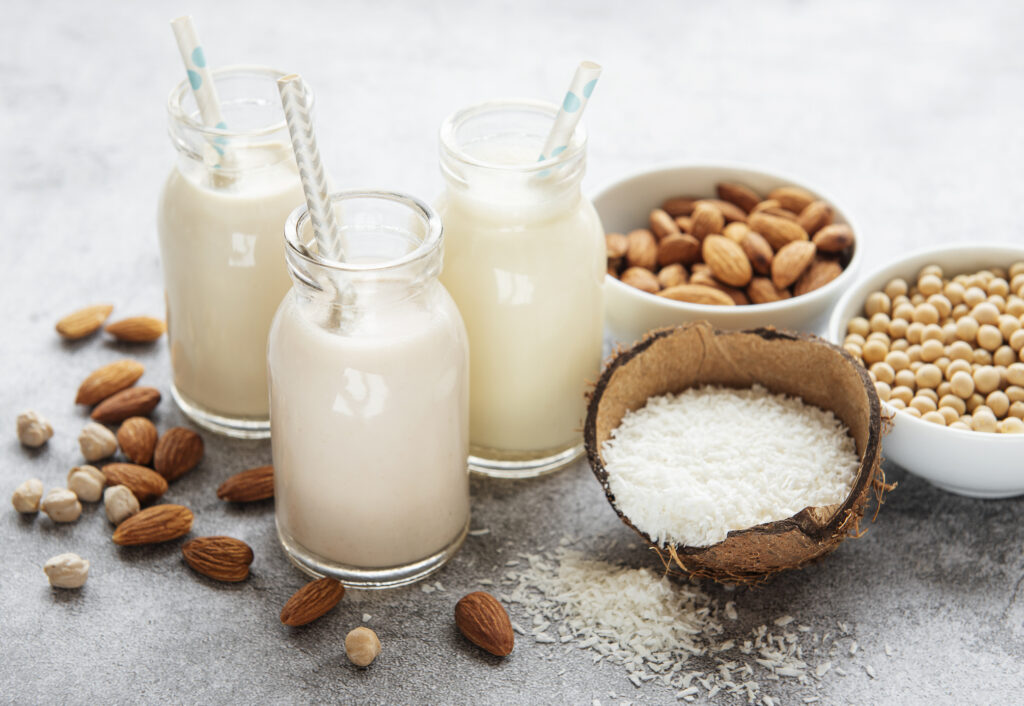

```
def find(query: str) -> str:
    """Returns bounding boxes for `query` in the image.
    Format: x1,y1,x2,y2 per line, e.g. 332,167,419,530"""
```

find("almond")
741,231,774,276
772,241,817,289
747,277,792,304
657,264,688,289
605,232,628,260
455,591,514,657
794,258,843,296
56,304,113,340
696,198,747,223
690,203,725,241
812,223,855,253
722,222,751,244
91,386,161,423
105,316,166,343
768,186,816,213
661,196,697,217
217,465,275,502
674,216,692,233
102,463,168,504
625,229,657,269
657,234,700,267
758,206,799,222
716,182,760,213
117,417,158,465
153,427,204,482
280,577,345,626
747,213,809,251
112,504,193,545
648,209,680,240
751,199,782,214
620,267,660,294
702,235,752,287
182,536,254,582
797,200,833,235
658,284,736,306
75,359,144,405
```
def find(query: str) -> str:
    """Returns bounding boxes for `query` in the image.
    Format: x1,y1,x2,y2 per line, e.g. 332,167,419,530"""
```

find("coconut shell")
584,321,886,584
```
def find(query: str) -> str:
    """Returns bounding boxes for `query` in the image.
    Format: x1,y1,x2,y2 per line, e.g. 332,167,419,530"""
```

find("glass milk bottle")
269,191,470,587
436,100,605,478
157,66,306,438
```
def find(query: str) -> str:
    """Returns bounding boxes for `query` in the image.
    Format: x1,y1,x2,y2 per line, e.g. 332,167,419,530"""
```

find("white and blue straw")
538,61,602,164
170,16,233,165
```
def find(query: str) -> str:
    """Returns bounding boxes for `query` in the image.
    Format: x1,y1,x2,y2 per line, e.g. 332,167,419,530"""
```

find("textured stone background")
2,0,1023,703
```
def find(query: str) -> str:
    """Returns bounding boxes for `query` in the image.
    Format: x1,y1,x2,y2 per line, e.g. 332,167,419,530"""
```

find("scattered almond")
280,577,345,626
112,504,193,545
75,359,144,405
772,241,817,289
455,591,515,657
56,304,113,340
91,386,161,423
658,284,735,306
117,417,158,465
217,465,274,502
182,536,254,582
702,235,752,288
153,427,204,482
101,463,168,504
105,316,166,343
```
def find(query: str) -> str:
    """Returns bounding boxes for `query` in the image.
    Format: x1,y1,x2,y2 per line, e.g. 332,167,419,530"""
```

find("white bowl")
827,242,1024,498
593,164,862,345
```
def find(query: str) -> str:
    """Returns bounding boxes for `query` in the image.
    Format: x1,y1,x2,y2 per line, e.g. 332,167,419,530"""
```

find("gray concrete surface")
3,0,1023,703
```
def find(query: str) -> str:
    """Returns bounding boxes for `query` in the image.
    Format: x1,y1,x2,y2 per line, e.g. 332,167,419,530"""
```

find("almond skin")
657,264,688,289
153,427,204,482
455,591,515,657
620,267,660,294
716,182,760,213
690,203,725,241
625,229,657,270
105,316,166,343
741,231,774,276
661,196,697,217
56,304,113,340
117,417,158,465
112,504,193,545
280,578,345,626
696,199,747,223
812,223,855,253
748,213,809,251
605,233,628,260
102,463,168,504
182,536,254,582
217,465,275,502
657,234,701,267
768,186,816,214
772,241,818,289
76,359,144,405
747,277,792,304
91,386,161,423
648,209,680,240
797,200,834,235
658,284,736,306
702,235,753,287
794,258,843,296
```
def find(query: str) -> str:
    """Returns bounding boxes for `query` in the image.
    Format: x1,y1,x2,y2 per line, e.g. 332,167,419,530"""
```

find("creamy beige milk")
269,287,470,568
157,144,302,419
438,142,605,453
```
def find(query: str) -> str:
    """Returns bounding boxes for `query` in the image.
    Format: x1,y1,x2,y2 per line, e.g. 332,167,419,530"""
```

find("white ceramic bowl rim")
827,240,1024,444
594,161,863,317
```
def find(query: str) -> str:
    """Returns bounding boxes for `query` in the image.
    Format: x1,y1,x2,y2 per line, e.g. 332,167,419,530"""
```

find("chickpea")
1009,401,1024,419
893,302,915,321
937,380,952,397
862,339,888,365
1008,386,1024,403
994,345,1017,367
911,396,937,414
893,294,911,309
944,281,965,306
891,385,914,405
912,303,940,325
922,411,947,425
972,302,1000,325
847,316,870,337
1007,297,1024,317
941,322,958,344
987,391,1010,418
1011,329,1024,352
871,362,895,384
951,303,970,321
917,273,943,296
976,324,1003,351
845,333,866,346
946,340,974,361
910,360,924,372
1007,363,1024,387
964,286,987,307
905,322,925,344
955,316,979,342
867,331,891,345
865,292,891,317
844,343,862,359
885,350,910,371
938,407,960,425
972,348,993,366
894,369,916,388
918,388,939,404
874,381,891,401
987,278,1010,297
888,318,909,339
919,264,944,279
891,338,910,352
939,394,966,415
1010,262,1024,278
927,294,952,319
949,421,971,431
966,393,985,412
971,408,998,433
973,366,1001,394
999,417,1024,433
870,312,891,333
920,338,945,362
988,295,1007,311
950,370,975,398
921,323,944,342
888,398,907,410
884,278,908,299
903,406,922,418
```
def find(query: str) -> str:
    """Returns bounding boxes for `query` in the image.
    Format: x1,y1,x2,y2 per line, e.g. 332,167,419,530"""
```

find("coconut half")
584,321,887,584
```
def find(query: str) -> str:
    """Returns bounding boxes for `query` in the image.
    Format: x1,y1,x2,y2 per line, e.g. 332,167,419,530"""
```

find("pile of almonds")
845,263,1024,433
606,182,855,305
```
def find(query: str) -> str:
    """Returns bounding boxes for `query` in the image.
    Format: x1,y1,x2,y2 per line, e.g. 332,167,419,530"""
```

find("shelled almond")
607,182,855,305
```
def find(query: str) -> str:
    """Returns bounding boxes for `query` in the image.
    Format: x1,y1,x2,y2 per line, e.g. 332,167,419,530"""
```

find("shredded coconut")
601,385,860,547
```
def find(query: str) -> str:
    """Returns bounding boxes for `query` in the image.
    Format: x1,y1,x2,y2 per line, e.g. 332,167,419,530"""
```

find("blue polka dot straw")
538,61,602,165
171,16,234,168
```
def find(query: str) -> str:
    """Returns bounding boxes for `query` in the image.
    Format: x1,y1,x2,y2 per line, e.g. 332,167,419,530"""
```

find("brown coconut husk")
584,321,889,585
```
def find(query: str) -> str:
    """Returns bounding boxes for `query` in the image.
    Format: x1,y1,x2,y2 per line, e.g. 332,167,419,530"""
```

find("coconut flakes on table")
600,384,860,548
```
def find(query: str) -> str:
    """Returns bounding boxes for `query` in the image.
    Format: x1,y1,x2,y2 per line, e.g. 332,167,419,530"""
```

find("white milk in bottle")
269,192,470,587
157,66,305,438
436,100,605,478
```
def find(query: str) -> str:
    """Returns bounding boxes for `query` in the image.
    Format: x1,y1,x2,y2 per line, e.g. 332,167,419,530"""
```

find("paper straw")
170,16,233,165
539,61,602,162
277,73,345,262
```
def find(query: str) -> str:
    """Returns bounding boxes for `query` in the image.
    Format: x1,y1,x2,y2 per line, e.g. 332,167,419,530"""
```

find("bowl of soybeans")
828,243,1024,498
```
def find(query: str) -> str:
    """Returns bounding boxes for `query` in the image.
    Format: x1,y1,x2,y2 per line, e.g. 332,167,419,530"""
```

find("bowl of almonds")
595,164,861,344
828,242,1024,498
